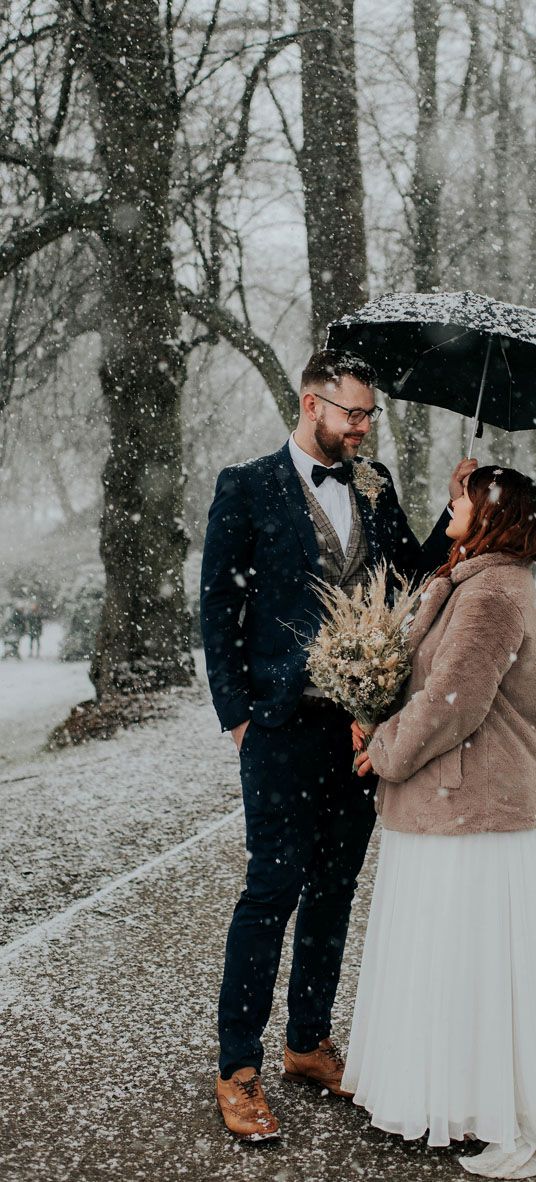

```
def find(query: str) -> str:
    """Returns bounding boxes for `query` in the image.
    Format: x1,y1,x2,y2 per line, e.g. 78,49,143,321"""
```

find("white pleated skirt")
342,827,536,1161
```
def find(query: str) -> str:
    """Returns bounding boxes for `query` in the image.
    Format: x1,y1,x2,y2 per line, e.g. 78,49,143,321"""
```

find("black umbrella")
326,290,536,457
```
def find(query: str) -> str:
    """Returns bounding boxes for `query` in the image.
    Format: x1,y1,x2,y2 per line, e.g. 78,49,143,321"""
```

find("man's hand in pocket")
231,720,250,752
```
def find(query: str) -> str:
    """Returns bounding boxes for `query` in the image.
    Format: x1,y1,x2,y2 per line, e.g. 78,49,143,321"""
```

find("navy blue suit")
201,442,451,1075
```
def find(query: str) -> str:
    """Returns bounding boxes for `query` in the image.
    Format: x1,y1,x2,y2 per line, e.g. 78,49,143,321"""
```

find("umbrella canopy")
326,291,536,435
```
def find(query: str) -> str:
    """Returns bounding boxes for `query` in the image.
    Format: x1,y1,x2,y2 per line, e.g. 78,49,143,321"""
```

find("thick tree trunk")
299,0,368,349
86,0,193,696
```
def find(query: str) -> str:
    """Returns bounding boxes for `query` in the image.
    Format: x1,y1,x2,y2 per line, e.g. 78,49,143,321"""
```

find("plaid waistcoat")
298,477,369,596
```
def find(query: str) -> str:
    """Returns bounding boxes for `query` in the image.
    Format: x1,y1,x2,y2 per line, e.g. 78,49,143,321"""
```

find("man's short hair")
300,349,377,392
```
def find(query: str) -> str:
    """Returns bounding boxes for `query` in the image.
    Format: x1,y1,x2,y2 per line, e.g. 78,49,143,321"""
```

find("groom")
201,350,475,1140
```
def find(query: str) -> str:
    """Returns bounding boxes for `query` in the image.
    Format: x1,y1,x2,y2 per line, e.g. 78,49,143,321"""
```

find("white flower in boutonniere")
351,459,387,508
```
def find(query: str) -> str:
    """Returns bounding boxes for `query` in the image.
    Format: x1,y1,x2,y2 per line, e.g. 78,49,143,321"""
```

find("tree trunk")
411,0,442,292
85,0,193,696
492,0,514,298
396,403,432,530
488,0,515,468
466,0,489,293
299,0,368,349
395,0,442,533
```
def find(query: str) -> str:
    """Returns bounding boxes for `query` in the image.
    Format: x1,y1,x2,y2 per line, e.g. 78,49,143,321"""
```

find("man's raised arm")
379,456,477,580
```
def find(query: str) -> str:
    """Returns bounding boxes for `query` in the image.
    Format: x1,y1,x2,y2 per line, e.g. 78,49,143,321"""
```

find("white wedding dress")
342,827,536,1179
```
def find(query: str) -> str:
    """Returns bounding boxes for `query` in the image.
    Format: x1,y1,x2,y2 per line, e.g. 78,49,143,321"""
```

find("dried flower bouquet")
306,564,427,767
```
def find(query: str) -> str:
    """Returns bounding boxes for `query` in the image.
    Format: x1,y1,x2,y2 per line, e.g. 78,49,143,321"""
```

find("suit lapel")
340,489,360,578
273,443,323,574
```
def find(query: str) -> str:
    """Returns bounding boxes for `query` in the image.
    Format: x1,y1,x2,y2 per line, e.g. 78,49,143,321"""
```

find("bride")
343,465,536,1180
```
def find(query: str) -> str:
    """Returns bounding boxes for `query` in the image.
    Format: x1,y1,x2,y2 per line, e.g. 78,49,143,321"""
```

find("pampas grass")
306,563,426,739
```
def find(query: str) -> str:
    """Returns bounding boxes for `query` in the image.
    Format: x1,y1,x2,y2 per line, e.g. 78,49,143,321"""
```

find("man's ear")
301,389,318,422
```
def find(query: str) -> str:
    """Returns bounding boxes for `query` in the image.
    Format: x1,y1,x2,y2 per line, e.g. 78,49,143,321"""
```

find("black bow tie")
311,462,352,488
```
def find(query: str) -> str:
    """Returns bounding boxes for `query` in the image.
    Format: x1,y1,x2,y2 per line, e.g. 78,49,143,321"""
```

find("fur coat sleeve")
367,583,525,784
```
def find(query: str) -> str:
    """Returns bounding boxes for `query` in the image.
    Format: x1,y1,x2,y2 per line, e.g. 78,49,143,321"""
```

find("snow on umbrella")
326,290,536,457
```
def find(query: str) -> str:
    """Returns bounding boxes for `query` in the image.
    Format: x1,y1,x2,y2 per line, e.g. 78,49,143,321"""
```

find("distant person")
2,604,26,659
200,349,476,1141
27,601,44,657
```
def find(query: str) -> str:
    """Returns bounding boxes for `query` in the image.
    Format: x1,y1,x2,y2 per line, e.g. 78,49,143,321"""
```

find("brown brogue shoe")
216,1068,281,1141
282,1038,354,1098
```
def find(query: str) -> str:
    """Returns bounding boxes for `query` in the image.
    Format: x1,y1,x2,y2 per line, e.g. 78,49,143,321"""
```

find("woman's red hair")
436,465,536,578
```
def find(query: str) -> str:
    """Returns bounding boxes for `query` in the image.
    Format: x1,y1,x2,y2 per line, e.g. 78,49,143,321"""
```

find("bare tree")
3,3,192,698
76,0,195,696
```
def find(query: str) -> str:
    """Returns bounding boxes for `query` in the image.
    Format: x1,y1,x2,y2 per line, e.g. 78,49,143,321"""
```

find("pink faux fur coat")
369,552,536,835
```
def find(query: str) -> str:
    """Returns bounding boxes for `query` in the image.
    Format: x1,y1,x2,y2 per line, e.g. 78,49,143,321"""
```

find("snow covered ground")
0,623,93,767
0,650,476,1181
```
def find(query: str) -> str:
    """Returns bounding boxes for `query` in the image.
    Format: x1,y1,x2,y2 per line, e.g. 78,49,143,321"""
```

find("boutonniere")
351,459,387,508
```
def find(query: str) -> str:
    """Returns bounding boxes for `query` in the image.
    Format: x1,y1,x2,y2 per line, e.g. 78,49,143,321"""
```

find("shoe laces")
237,1074,262,1100
321,1042,344,1069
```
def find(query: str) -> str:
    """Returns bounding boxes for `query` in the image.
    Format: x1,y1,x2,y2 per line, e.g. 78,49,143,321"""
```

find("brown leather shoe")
282,1038,353,1098
216,1068,281,1141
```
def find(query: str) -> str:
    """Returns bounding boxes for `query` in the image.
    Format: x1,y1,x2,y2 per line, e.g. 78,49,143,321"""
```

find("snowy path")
0,653,239,947
0,623,93,767
0,658,476,1181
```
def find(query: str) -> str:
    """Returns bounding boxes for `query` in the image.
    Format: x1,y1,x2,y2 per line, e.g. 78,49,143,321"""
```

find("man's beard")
314,415,364,463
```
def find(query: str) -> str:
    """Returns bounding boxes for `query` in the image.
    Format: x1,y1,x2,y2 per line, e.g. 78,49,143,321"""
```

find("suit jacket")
200,442,451,731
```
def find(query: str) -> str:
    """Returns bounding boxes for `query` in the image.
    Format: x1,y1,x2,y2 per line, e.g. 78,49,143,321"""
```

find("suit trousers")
218,698,377,1077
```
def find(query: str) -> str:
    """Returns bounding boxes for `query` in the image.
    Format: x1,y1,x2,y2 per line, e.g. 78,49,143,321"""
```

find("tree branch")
48,36,77,153
0,200,106,281
204,31,299,191
0,144,98,176
265,74,301,164
0,21,58,66
175,0,223,112
176,284,296,427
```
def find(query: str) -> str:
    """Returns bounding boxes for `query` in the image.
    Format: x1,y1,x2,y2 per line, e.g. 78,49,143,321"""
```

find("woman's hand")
351,720,377,776
448,456,477,501
355,750,374,777
351,720,376,751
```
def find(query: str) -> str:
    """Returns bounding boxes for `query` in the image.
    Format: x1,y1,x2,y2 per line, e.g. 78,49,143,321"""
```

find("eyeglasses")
314,392,383,426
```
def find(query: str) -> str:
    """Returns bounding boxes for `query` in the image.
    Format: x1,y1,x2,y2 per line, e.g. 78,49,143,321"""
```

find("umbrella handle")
467,336,493,458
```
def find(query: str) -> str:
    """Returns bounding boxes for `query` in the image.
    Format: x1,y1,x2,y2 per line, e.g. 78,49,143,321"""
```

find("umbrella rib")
499,338,513,431
393,330,471,392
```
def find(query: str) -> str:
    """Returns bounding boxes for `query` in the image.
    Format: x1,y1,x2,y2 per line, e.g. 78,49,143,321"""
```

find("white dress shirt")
288,433,352,553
